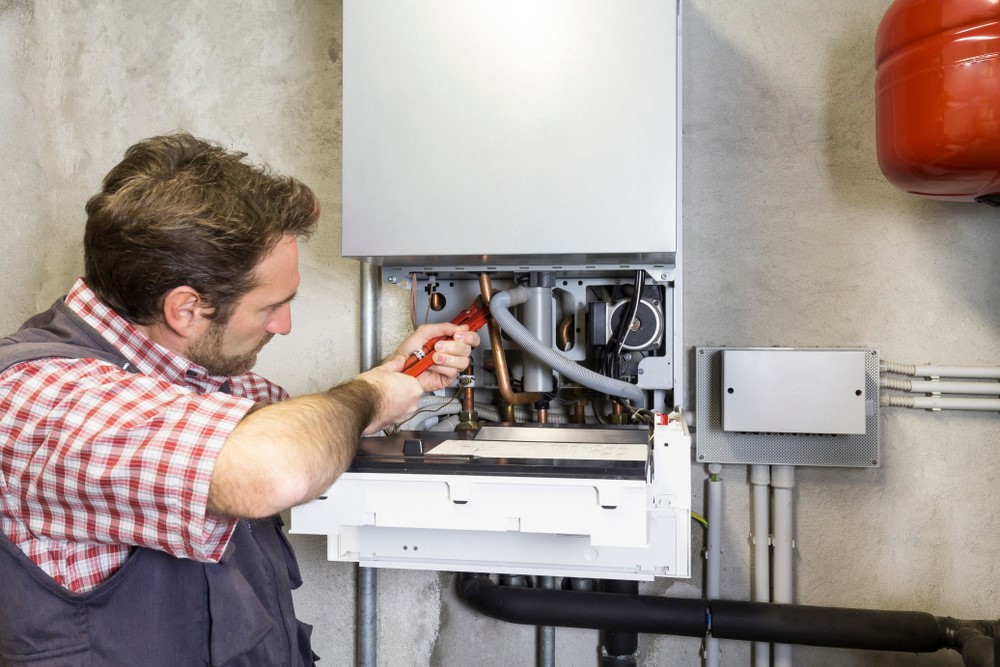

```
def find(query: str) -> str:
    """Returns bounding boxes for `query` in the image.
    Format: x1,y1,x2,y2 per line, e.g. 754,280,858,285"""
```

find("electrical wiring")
691,512,709,530
597,270,646,417
878,360,1000,412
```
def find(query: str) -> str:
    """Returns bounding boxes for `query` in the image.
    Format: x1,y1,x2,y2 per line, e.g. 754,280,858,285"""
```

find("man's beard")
187,322,273,377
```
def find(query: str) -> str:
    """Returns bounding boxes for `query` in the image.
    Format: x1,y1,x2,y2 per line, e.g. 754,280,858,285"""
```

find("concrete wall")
1,1,997,665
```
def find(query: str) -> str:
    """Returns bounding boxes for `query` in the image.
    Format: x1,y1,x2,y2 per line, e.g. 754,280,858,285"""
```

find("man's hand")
210,324,481,518
392,322,481,392
357,357,425,434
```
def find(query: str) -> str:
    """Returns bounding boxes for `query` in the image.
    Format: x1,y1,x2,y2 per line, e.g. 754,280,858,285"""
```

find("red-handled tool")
402,297,489,377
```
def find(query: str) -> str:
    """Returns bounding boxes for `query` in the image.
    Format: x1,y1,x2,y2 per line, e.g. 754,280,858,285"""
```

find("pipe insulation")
881,362,1000,380
880,378,1000,395
601,579,640,666
458,574,965,655
489,287,646,405
880,395,1000,411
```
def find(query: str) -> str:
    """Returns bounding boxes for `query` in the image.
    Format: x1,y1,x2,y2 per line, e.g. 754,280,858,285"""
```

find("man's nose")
266,303,293,335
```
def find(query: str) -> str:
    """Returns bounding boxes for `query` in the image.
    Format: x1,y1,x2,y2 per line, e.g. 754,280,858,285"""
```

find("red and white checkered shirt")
0,279,289,592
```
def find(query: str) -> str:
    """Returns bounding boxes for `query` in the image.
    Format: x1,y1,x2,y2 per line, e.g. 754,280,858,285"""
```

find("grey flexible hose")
489,287,646,405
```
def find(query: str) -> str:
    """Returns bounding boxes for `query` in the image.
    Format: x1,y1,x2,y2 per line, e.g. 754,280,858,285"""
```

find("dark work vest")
0,299,317,666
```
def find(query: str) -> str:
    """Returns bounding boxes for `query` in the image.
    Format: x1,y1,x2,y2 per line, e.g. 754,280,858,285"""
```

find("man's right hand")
358,356,425,435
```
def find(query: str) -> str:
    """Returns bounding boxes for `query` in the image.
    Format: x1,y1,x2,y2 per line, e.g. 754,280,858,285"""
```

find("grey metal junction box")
695,347,881,467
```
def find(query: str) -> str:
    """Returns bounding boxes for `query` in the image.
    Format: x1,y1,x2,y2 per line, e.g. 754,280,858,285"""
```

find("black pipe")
460,573,711,639
600,579,639,663
458,573,997,662
710,599,941,652
936,618,998,667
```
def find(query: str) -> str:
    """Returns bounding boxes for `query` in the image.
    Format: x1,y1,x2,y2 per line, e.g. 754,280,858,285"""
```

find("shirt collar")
65,278,232,394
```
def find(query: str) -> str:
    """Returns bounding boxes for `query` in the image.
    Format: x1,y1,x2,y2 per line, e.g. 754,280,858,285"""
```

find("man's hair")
84,131,319,325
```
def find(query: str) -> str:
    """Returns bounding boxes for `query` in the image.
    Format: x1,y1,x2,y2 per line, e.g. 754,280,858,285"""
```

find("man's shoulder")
1,298,128,372
226,371,289,404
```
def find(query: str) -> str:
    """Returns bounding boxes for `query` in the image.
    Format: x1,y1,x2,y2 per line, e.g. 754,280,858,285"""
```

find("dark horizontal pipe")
710,599,941,652
459,573,705,637
458,574,992,657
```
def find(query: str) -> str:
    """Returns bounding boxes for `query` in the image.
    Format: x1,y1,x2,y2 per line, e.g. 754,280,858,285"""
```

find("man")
0,132,478,666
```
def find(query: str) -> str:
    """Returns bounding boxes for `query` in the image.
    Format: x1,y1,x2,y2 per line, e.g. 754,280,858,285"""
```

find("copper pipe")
536,407,548,424
456,385,480,432
610,402,628,425
556,315,574,352
574,399,587,424
478,273,543,406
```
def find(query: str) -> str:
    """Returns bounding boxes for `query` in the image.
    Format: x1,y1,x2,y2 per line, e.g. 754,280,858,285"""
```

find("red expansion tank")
876,0,1000,203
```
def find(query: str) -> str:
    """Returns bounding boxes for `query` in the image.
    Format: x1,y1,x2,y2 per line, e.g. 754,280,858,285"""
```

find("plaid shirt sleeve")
0,357,255,590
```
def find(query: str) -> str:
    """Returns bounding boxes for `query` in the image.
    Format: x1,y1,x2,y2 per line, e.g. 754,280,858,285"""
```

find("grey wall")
1,1,997,666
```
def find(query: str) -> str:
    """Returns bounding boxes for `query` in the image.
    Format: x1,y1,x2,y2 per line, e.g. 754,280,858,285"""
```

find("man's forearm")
208,378,382,518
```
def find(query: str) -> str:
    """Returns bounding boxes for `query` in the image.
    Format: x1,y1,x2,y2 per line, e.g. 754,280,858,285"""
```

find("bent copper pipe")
556,315,574,352
478,273,544,406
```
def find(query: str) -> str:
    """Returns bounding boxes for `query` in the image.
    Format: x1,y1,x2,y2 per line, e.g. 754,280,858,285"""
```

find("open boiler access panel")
292,0,690,582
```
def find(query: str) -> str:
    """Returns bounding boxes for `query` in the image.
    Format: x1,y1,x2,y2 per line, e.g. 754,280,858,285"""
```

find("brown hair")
84,132,319,325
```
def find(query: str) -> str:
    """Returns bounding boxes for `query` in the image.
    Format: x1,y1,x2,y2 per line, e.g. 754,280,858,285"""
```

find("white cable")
881,361,1000,379
880,395,1000,411
880,378,1000,396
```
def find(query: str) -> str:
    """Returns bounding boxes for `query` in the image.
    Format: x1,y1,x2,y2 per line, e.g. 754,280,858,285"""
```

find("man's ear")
160,286,212,339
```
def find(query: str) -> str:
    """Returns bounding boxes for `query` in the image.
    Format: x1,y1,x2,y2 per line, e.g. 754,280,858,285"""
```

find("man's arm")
208,322,479,518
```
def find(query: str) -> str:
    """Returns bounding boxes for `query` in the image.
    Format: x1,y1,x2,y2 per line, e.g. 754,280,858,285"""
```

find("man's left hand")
392,323,481,392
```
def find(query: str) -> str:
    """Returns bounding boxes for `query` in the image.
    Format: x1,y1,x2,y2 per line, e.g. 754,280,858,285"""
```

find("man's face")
187,234,300,376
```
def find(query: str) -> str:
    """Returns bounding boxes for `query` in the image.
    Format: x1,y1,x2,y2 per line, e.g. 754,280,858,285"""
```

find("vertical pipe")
358,262,381,667
601,579,639,666
771,466,796,667
535,403,549,424
537,576,556,667
705,464,723,667
523,274,555,393
478,273,543,408
359,262,381,371
750,465,771,667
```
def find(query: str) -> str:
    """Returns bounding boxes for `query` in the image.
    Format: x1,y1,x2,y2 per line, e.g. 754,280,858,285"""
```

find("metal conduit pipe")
358,262,381,667
880,378,1000,396
457,574,996,662
880,395,1000,411
478,273,543,407
771,466,795,667
537,576,556,667
750,465,772,667
704,465,723,667
880,361,1000,380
